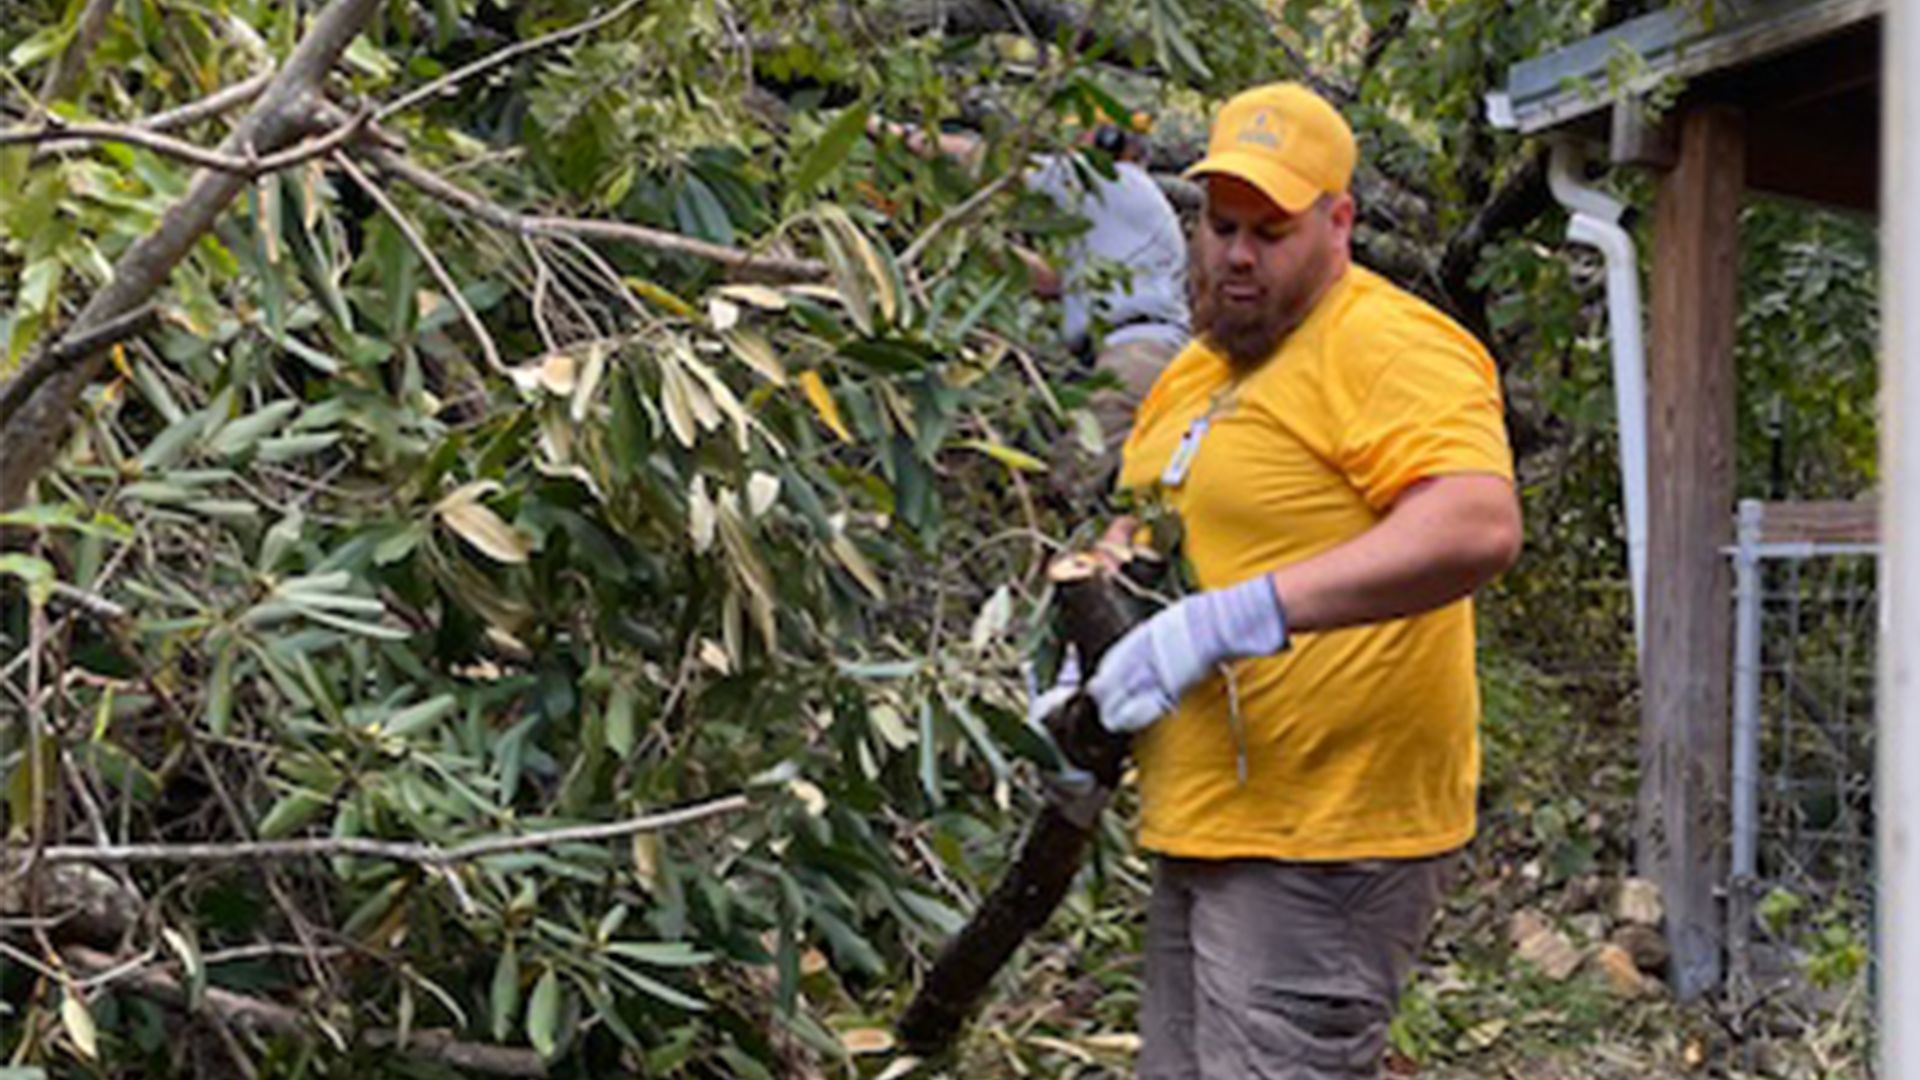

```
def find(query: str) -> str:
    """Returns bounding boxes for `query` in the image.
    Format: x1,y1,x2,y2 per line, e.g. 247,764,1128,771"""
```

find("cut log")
896,551,1148,1055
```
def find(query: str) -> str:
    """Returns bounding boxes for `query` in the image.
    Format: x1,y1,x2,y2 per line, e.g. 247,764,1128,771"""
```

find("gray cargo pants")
1139,851,1460,1079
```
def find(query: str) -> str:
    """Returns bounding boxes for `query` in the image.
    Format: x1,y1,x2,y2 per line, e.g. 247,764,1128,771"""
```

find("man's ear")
1327,192,1356,230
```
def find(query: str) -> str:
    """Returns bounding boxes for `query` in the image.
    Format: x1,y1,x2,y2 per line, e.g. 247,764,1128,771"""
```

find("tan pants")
1139,851,1459,1079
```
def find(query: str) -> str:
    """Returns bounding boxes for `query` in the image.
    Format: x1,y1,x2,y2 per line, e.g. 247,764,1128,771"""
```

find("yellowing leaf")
788,777,828,817
831,529,886,601
716,284,788,311
840,1027,895,1055
958,438,1047,473
697,637,732,674
61,988,98,1060
687,477,717,554
799,370,852,442
723,328,786,385
660,364,698,448
1027,1035,1095,1063
439,501,532,564
509,352,576,395
570,341,608,423
624,276,698,319
631,832,659,891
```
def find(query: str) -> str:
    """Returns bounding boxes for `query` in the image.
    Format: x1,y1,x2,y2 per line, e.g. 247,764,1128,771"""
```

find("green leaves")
491,944,521,1043
526,968,562,1059
791,102,871,195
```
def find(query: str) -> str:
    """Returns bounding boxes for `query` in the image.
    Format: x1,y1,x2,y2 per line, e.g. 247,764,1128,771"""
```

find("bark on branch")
0,0,384,514
9,793,750,868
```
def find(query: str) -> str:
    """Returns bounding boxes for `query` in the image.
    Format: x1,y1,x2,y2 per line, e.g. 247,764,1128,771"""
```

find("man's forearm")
1268,474,1520,634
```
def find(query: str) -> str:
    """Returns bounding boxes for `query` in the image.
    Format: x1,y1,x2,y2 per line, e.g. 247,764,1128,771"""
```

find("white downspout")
1548,139,1650,656
1880,1,1918,1075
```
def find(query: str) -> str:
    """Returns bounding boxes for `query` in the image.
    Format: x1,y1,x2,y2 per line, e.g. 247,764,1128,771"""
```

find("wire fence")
1728,498,1878,1004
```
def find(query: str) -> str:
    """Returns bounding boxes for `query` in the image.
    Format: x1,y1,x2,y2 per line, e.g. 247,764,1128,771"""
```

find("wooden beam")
1642,103,1745,1001
1755,500,1879,545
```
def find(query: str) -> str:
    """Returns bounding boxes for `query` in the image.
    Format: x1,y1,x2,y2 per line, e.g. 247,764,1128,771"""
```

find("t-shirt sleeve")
1338,335,1514,512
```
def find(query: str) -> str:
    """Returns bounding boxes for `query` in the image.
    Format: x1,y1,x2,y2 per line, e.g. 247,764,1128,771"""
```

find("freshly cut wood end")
1048,552,1105,583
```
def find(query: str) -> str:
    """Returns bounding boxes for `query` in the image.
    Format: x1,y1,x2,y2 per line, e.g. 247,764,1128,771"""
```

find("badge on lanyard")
1160,416,1209,488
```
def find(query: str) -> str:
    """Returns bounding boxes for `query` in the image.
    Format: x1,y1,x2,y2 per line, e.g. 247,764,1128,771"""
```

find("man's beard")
1193,250,1333,372
1201,299,1295,371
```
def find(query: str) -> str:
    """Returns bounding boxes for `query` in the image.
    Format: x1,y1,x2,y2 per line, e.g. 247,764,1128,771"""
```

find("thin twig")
523,236,560,354
0,121,256,170
899,167,1024,270
356,143,826,282
12,792,753,867
141,72,276,133
333,151,505,374
375,0,649,123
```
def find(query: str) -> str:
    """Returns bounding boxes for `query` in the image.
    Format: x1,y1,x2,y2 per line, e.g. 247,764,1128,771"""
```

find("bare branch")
0,120,259,171
333,152,506,375
31,72,274,162
357,143,827,282
375,0,648,123
143,71,275,133
39,0,118,104
12,792,752,868
901,167,1024,270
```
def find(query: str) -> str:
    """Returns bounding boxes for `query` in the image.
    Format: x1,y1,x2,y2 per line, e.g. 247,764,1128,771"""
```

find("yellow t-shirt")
1117,265,1514,861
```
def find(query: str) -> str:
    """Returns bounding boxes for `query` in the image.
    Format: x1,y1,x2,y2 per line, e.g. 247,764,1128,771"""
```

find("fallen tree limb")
0,0,386,513
0,304,158,429
8,792,749,869
356,142,828,283
64,946,549,1077
897,549,1151,1055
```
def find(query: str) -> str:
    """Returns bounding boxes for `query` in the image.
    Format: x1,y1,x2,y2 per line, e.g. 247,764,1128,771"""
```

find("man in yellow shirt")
1080,83,1522,1078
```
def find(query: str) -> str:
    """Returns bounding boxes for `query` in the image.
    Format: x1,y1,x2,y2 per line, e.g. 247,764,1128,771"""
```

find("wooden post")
1642,104,1744,1000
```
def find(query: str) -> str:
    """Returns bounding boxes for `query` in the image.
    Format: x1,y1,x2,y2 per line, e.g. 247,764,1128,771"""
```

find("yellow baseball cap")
1183,82,1356,213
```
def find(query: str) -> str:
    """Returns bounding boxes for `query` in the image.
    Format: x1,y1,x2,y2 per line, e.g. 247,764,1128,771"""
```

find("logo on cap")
1236,110,1284,150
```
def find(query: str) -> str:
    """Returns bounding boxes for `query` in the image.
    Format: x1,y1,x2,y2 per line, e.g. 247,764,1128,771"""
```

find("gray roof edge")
1490,0,1883,133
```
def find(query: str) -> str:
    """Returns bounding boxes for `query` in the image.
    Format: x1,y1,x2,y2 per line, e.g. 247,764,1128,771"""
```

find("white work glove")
1086,574,1289,733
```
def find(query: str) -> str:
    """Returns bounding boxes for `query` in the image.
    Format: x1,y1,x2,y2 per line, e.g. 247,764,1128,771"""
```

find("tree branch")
38,0,118,105
374,0,649,123
1434,148,1554,345
142,71,276,132
11,792,751,867
30,72,274,160
333,151,506,375
356,143,827,282
0,304,159,455
0,120,262,171
64,946,550,1077
0,0,386,513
